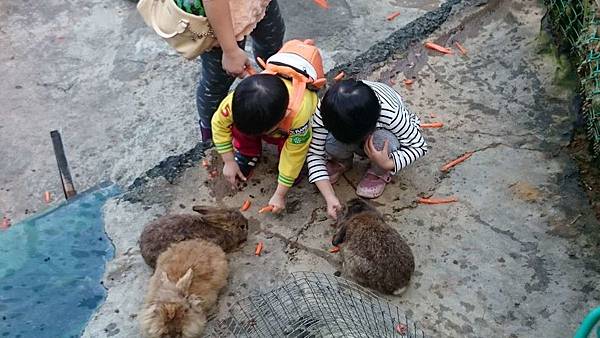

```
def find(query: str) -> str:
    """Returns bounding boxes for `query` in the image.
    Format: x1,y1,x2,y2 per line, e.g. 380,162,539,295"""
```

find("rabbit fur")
140,239,228,338
140,205,248,268
332,198,415,295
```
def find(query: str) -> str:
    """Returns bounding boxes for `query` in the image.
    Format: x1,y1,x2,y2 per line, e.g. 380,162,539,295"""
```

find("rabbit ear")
191,205,218,215
176,268,193,292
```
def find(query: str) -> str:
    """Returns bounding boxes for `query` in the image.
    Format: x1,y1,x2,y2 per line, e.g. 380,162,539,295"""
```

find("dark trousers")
195,0,285,130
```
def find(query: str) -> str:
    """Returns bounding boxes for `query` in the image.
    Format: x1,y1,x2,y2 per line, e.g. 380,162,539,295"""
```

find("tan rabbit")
332,198,415,295
140,205,248,268
140,239,228,338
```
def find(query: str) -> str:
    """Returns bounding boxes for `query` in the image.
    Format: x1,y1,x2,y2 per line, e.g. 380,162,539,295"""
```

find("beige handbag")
137,0,216,59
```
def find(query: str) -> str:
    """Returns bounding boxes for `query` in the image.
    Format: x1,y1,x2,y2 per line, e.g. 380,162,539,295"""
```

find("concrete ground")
0,0,444,222
2,0,600,337
80,0,600,337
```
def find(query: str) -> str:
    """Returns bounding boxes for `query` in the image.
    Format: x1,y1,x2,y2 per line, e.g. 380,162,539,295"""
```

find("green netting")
546,0,600,157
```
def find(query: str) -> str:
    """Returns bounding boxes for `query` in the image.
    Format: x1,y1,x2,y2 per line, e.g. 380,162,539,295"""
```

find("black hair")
320,79,381,144
232,74,289,135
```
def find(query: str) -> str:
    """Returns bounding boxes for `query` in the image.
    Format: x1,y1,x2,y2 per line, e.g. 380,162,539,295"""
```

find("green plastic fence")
546,0,600,157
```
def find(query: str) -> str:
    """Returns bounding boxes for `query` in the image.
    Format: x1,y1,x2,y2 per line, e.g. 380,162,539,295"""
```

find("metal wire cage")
207,271,425,338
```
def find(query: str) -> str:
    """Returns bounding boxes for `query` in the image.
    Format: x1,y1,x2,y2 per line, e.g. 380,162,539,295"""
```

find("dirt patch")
509,181,542,203
569,127,600,221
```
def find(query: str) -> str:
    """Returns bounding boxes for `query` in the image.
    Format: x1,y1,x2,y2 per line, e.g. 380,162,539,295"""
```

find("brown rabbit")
140,239,228,338
332,198,415,295
140,205,248,268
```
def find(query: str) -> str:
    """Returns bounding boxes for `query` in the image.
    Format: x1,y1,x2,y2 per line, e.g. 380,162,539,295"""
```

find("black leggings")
195,0,285,129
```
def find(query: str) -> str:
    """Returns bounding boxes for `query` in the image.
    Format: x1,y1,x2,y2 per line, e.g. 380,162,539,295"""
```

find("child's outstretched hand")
223,160,246,187
268,193,286,213
364,135,395,171
326,196,342,220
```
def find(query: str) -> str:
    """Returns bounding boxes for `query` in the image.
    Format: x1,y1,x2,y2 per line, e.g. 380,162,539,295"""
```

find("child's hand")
326,196,342,220
268,193,286,213
223,160,246,187
364,135,395,171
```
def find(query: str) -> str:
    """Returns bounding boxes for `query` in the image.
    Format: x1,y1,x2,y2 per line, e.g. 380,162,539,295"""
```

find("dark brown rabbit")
332,198,415,295
140,205,248,268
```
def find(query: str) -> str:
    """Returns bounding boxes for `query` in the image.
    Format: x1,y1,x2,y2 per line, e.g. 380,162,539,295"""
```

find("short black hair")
320,80,381,144
232,74,289,135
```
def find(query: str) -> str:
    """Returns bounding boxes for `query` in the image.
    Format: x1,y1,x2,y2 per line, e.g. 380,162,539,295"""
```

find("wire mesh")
545,0,600,157
207,272,425,338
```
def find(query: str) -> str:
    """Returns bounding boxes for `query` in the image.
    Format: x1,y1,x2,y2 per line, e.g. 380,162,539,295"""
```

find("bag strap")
259,63,308,133
150,0,189,38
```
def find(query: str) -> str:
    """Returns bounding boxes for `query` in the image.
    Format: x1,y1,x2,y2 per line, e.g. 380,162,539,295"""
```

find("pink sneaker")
326,160,352,184
356,169,391,199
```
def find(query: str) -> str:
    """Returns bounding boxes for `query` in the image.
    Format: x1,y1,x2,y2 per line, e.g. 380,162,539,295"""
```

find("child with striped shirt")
307,80,428,219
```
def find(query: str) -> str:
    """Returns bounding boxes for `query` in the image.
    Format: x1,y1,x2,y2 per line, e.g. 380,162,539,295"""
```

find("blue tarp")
0,183,120,338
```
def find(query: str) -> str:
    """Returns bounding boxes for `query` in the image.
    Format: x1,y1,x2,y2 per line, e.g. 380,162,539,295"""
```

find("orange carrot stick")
403,79,414,86
240,200,251,211
258,205,274,214
44,191,52,203
395,323,408,335
417,197,458,204
1,217,11,229
245,65,257,76
255,242,264,256
386,12,401,21
420,122,444,129
313,0,329,9
329,246,340,253
454,41,467,55
441,152,474,172
424,41,453,55
334,71,345,82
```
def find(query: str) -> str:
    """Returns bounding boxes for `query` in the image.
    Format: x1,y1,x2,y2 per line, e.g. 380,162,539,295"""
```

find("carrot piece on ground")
240,200,251,211
420,122,444,129
312,0,329,9
386,12,401,21
454,41,468,55
395,323,408,335
258,205,274,214
44,191,52,203
1,217,11,230
255,242,264,256
417,197,458,204
403,79,414,86
441,152,474,172
329,246,340,253
424,41,453,55
334,71,345,82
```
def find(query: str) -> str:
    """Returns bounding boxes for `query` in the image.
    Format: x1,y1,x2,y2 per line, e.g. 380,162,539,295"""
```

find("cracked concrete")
0,0,447,223
79,1,600,337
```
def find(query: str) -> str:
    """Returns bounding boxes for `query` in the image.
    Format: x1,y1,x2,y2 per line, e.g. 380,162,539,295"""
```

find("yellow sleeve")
277,91,318,187
211,93,235,154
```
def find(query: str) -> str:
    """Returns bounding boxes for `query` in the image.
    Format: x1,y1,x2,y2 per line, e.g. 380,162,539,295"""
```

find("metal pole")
50,130,77,199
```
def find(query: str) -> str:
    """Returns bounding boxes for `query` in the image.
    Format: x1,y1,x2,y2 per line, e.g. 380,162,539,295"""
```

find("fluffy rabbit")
140,239,228,338
332,198,415,295
140,205,248,268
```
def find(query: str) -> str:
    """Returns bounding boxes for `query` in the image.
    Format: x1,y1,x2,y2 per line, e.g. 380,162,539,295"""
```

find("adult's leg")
250,0,286,63
195,40,245,143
